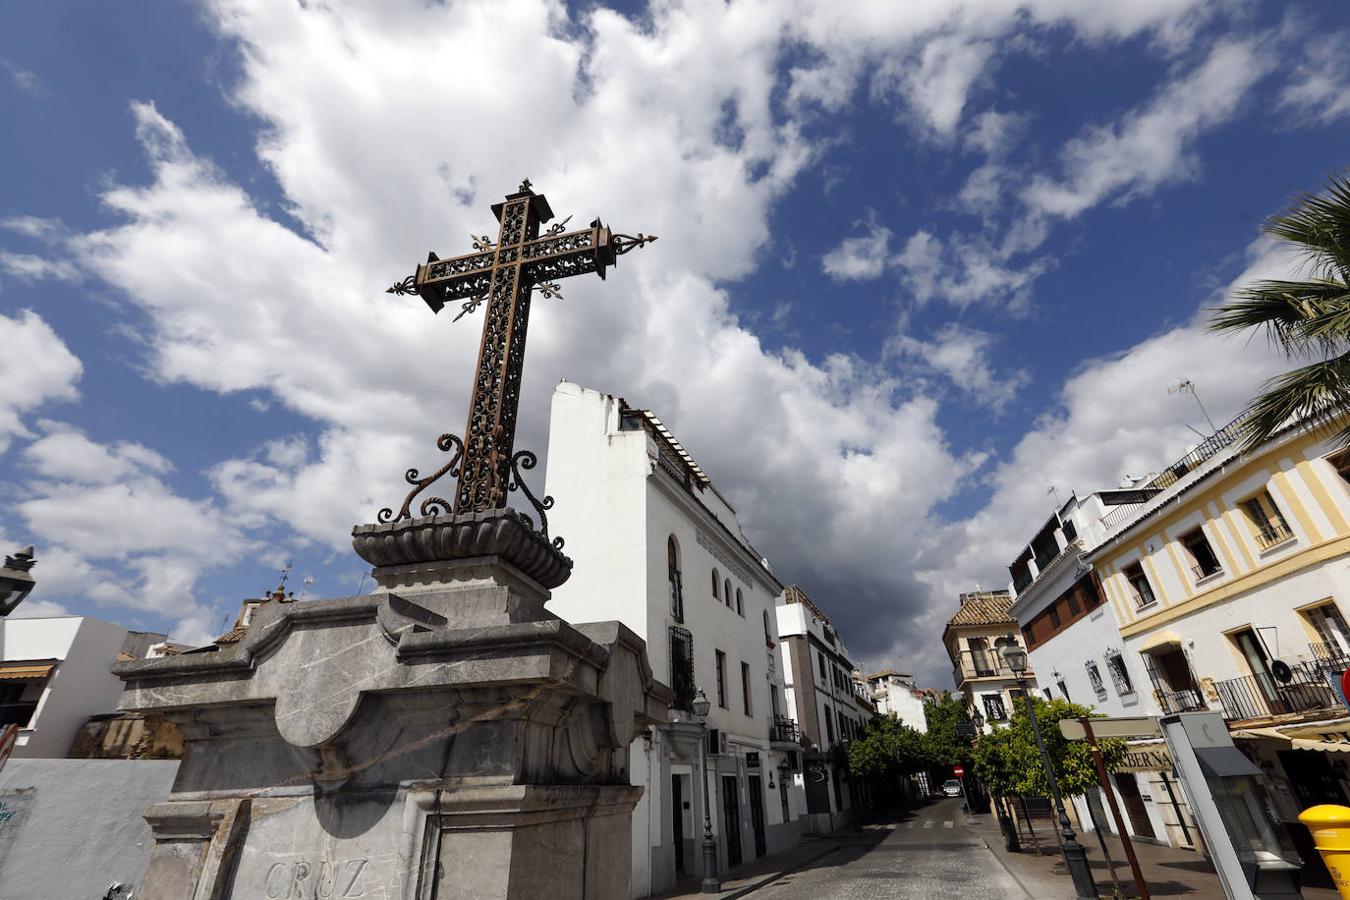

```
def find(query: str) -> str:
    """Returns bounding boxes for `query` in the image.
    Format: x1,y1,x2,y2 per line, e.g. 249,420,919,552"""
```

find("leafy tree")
921,691,975,770
972,697,1126,798
846,714,930,779
1210,172,1350,449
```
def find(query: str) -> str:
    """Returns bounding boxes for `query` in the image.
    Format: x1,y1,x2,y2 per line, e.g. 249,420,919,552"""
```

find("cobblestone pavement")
750,799,1029,899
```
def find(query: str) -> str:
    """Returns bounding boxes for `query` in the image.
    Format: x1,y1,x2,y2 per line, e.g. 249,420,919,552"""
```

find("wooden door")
1113,772,1156,839
672,773,684,873
748,775,767,858
722,775,742,867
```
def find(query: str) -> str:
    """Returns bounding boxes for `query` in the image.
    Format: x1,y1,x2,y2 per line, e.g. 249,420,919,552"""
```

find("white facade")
866,670,929,732
545,382,802,897
0,616,160,759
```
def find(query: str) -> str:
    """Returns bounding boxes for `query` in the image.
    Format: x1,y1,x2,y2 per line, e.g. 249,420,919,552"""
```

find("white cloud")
1022,37,1271,220
821,220,892,281
872,35,995,138
0,311,82,453
23,423,173,484
889,324,1030,411
0,251,80,283
895,230,1050,310
1278,33,1350,125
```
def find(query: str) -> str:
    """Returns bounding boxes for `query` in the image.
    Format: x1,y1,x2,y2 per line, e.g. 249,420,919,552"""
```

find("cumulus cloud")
889,324,1030,411
0,311,82,453
821,220,893,281
1278,33,1350,125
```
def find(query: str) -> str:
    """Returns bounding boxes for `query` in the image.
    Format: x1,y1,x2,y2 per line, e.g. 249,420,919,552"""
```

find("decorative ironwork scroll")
381,181,657,531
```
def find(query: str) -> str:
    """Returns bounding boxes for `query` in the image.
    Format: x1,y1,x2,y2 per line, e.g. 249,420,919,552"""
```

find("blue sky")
1,0,1348,682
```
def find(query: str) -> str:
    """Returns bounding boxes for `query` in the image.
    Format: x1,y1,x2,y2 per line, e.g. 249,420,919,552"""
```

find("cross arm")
386,248,496,313
521,222,658,285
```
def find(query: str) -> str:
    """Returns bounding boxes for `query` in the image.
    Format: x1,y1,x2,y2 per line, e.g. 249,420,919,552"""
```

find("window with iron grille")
669,626,695,712
715,649,727,707
1086,660,1106,694
1105,653,1133,694
667,536,684,623
982,694,1007,722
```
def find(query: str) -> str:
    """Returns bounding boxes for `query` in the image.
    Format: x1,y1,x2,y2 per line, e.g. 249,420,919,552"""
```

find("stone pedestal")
116,510,670,900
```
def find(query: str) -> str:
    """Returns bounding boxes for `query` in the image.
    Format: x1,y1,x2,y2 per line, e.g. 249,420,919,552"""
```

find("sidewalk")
969,813,1338,899
652,833,845,899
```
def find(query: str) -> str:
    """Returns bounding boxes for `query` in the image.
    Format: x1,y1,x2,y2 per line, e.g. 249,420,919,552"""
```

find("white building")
545,382,804,898
0,616,169,758
1007,495,1195,848
865,669,929,732
776,586,870,832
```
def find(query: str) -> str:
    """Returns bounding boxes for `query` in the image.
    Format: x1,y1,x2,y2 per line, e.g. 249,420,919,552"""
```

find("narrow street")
751,799,1028,899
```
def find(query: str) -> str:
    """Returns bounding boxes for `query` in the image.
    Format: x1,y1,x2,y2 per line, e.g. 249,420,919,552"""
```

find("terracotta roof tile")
945,591,1016,628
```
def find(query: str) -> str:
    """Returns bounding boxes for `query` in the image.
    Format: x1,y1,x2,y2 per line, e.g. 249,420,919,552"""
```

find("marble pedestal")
116,510,670,900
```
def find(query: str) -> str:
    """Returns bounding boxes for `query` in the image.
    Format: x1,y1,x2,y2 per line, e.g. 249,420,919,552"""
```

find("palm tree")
1210,172,1350,449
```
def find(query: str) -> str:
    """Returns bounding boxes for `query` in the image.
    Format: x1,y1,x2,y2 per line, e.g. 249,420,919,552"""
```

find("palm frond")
1263,171,1350,282
1236,353,1350,452
1210,279,1350,357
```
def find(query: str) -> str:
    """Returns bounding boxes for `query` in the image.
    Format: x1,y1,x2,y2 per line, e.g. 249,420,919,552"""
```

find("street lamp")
0,547,35,617
971,709,985,731
691,688,719,894
1000,637,1098,900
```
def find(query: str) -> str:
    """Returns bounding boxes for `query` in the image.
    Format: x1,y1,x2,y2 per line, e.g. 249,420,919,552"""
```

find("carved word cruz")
263,858,369,899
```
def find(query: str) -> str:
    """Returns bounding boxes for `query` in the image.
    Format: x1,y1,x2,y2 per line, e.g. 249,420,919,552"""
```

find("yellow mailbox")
1300,805,1350,899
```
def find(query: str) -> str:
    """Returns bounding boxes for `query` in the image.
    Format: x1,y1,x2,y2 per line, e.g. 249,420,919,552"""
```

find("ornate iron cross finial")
380,181,657,536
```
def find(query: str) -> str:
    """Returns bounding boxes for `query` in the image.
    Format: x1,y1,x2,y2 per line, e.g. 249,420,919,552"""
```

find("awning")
1136,631,1182,653
1232,723,1350,754
0,661,54,681
1196,745,1262,778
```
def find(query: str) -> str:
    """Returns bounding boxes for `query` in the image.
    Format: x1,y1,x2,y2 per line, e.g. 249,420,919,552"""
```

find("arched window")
724,579,732,608
667,536,683,622
735,588,743,616
711,568,720,600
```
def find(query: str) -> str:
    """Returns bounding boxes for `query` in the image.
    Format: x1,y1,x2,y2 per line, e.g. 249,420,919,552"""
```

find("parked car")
941,779,963,797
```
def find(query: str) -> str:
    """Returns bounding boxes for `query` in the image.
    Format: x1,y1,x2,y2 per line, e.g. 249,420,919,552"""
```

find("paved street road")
751,799,1029,899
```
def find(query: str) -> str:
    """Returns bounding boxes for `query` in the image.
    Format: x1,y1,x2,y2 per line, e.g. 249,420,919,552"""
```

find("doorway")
721,775,742,867
672,773,685,873
748,775,767,858
1113,773,1156,839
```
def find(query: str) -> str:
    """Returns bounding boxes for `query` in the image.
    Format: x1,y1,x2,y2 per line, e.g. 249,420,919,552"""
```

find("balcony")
1214,671,1343,722
0,702,36,728
1154,687,1207,714
952,649,1029,685
1254,521,1294,551
770,716,800,747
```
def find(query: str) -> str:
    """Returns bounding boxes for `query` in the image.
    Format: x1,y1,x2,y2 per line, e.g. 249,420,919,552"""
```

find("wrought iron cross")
382,180,656,525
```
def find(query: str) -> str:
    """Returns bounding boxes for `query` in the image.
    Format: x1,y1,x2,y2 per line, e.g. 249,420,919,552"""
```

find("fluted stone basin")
351,508,573,589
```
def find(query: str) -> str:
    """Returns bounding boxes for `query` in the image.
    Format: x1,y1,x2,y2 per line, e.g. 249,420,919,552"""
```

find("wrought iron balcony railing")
1254,522,1294,551
1309,641,1350,673
1154,687,1207,714
770,715,800,745
952,649,1030,684
1214,671,1342,721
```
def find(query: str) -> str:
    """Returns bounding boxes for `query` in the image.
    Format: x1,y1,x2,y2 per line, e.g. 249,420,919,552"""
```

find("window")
824,703,835,744
1065,590,1081,616
715,650,727,708
1327,449,1350,486
1057,679,1070,702
1086,660,1106,695
669,626,695,711
1241,490,1293,550
982,694,1007,721
1122,562,1157,609
1048,605,1061,627
741,662,753,715
762,610,774,647
711,569,720,600
0,682,38,728
818,651,827,681
724,578,733,608
667,536,684,622
1305,602,1350,658
1180,527,1222,580
1105,653,1133,694
735,588,744,617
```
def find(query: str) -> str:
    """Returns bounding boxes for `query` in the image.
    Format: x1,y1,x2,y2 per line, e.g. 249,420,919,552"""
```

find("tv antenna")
1168,379,1217,434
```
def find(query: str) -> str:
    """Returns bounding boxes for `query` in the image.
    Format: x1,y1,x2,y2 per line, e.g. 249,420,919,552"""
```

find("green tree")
846,714,930,779
921,691,975,770
1210,172,1350,449
972,697,1126,798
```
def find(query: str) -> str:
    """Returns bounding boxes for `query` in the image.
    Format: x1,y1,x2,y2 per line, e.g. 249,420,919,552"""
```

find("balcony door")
1232,627,1280,706
1142,646,1204,711
1307,603,1350,660
968,638,994,676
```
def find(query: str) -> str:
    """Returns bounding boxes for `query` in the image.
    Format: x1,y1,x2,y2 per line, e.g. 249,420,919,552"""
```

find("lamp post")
1000,639,1098,900
691,688,719,894
0,547,35,617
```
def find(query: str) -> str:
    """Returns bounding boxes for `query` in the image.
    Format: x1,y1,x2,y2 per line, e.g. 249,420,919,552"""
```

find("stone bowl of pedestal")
351,507,573,589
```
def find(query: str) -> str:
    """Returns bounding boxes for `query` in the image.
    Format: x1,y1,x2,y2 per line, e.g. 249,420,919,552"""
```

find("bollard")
1299,805,1350,899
